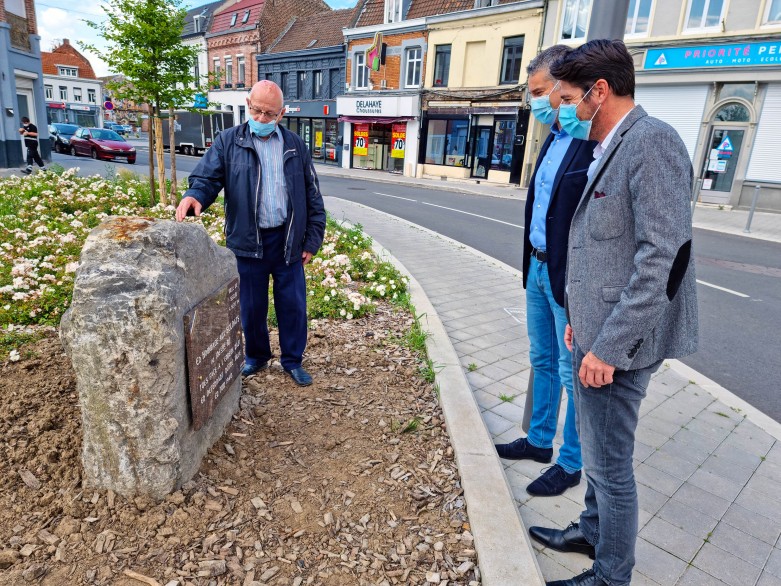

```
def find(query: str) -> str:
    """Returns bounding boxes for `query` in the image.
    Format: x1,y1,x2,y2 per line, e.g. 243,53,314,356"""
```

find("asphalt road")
317,175,781,423
45,149,781,422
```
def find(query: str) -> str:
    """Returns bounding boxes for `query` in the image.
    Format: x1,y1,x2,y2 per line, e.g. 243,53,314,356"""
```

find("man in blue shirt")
176,81,326,387
494,46,595,496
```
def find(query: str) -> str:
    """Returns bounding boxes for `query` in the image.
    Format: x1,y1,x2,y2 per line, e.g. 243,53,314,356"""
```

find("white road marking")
504,307,526,325
696,279,750,298
373,192,417,202
421,202,524,229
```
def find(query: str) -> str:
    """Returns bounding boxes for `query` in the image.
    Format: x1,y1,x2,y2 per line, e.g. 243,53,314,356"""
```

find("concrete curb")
667,359,781,441
331,213,545,586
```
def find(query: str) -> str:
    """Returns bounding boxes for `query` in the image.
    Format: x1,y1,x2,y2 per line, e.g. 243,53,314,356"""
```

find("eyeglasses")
247,104,281,119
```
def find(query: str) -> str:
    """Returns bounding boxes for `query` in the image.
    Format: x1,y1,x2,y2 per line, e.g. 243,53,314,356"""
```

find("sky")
35,0,355,78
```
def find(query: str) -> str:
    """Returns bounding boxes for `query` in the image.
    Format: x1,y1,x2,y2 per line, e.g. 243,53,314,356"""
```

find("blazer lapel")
550,138,588,202
577,106,648,212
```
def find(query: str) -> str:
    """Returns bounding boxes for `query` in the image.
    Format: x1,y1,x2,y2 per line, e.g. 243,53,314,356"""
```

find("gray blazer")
566,105,698,371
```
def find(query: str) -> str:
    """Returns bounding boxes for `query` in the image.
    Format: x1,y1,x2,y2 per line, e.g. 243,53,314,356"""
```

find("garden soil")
0,302,481,586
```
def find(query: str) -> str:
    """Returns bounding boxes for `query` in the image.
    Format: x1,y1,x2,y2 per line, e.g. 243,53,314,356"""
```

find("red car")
69,127,136,164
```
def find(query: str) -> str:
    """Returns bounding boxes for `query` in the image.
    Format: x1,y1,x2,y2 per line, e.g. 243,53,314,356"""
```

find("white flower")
9,350,20,362
346,313,353,320
340,309,346,316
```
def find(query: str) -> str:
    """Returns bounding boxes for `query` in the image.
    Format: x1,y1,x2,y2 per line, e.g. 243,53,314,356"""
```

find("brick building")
338,0,476,177
206,0,329,125
0,0,48,167
42,39,103,128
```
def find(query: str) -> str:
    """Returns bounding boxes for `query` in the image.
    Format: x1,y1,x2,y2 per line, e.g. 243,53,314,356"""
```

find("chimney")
63,39,70,45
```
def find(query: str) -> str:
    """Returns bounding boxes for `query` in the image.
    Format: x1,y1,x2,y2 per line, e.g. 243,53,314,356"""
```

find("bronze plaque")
184,277,243,430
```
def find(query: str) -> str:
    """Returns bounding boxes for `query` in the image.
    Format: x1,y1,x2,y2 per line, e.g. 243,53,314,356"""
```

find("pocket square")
594,191,607,199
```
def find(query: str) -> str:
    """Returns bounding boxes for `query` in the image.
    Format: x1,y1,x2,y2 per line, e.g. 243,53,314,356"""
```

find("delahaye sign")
337,95,420,118
356,100,383,114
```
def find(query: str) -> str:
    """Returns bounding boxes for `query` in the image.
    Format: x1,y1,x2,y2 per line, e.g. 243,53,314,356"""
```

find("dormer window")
385,0,403,23
242,10,250,23
193,14,202,33
231,13,238,26
58,67,78,77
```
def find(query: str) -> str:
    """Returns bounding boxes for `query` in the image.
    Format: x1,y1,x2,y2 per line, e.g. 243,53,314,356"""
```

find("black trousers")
26,144,44,168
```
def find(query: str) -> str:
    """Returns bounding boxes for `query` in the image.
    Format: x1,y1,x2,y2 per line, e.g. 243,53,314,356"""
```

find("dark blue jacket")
184,123,326,264
523,132,596,307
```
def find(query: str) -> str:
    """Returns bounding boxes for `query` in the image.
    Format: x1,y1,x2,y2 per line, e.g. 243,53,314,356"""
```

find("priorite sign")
184,278,243,430
645,40,781,70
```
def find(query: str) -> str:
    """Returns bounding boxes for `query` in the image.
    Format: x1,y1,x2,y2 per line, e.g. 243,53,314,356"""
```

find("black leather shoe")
527,464,581,497
285,366,313,386
547,569,607,586
495,437,552,462
529,522,595,559
241,361,268,377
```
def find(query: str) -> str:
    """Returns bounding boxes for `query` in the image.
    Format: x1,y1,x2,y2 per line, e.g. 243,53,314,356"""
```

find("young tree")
82,0,203,206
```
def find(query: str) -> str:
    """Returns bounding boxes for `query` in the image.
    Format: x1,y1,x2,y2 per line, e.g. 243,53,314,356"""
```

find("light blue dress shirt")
529,126,574,251
251,125,288,229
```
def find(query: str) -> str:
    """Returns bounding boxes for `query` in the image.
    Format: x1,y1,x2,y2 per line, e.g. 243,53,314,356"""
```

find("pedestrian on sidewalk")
175,80,326,387
528,40,699,586
19,117,46,174
494,45,595,497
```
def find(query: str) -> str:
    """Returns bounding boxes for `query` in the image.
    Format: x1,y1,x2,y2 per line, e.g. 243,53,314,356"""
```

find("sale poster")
354,124,369,156
391,124,406,159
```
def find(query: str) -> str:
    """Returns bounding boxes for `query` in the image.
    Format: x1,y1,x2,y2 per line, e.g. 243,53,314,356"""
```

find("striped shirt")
251,125,288,228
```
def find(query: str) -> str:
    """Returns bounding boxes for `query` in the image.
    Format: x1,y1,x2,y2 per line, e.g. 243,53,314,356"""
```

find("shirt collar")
550,122,568,138
593,109,631,159
251,124,282,142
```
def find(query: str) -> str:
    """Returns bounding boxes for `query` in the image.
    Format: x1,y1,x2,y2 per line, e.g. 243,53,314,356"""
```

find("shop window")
237,55,245,87
500,36,524,85
713,102,750,122
297,71,307,99
405,47,422,88
765,0,781,24
684,0,724,31
433,45,451,87
355,53,368,89
625,0,653,36
491,119,515,171
560,0,592,41
425,119,468,166
45,85,53,100
314,71,323,98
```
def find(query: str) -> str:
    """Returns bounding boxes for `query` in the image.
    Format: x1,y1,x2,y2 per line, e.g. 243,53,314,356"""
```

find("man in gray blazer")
527,40,698,586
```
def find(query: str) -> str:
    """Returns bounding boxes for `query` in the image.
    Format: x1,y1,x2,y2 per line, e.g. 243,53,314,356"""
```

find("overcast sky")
36,0,355,77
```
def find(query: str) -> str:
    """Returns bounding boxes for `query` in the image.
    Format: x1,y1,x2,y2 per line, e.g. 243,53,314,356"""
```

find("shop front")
637,39,781,211
279,100,341,166
336,94,420,177
46,101,101,127
419,102,529,185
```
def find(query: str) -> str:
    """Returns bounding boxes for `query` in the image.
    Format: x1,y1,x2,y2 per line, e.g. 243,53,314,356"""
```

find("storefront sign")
356,100,383,115
645,41,781,70
338,95,420,118
391,124,406,159
69,105,92,111
354,124,369,156
47,102,66,109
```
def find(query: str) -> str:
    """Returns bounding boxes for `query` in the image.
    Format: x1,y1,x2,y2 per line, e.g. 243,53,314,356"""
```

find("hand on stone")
175,197,202,222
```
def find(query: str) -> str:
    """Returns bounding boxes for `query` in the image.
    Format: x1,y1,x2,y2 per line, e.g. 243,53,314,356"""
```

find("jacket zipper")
254,153,261,254
282,147,297,265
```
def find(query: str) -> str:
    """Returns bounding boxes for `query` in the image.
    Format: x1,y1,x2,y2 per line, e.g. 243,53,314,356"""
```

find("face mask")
248,118,276,137
530,81,560,126
558,84,601,141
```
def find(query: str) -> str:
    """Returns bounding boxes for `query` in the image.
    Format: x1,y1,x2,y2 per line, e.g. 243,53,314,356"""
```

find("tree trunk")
147,107,156,205
169,106,178,202
154,112,166,206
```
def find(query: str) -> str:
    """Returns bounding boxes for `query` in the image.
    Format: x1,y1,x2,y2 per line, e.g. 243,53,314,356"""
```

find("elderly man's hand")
175,197,202,222
302,251,313,265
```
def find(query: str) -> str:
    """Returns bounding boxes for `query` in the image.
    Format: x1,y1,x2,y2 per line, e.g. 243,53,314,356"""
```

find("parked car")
120,124,134,134
104,122,127,135
48,123,79,154
69,127,136,163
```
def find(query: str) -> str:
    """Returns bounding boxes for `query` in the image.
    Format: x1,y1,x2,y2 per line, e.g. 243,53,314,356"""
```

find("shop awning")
338,116,414,124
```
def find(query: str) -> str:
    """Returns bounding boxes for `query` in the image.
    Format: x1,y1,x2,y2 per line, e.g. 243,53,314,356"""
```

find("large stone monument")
61,217,243,500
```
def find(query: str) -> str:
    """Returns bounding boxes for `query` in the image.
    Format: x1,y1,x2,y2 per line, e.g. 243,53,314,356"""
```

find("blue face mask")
248,118,277,137
558,84,601,141
530,81,560,126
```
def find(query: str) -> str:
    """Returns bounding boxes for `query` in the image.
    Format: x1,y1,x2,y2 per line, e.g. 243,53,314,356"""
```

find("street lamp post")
587,0,631,41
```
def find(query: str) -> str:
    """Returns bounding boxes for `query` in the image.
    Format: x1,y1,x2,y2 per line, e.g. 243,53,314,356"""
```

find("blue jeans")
236,227,307,371
573,341,661,586
526,257,581,474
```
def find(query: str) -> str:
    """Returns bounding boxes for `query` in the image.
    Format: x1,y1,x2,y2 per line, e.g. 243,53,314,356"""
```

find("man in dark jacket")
176,80,326,387
19,117,46,174
494,45,595,497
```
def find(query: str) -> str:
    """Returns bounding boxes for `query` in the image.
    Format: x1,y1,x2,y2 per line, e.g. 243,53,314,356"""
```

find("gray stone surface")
60,218,240,500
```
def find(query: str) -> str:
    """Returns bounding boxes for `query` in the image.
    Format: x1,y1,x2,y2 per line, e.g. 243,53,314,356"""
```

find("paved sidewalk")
326,196,781,586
